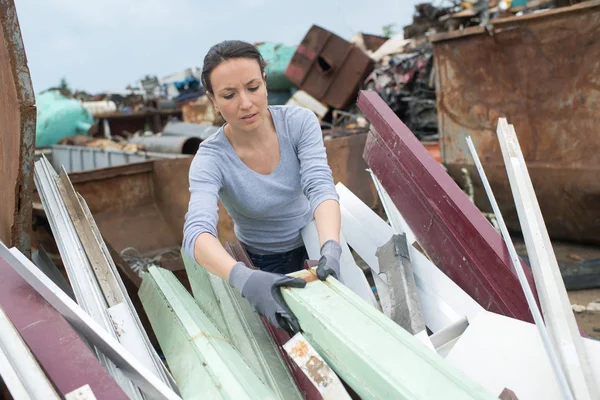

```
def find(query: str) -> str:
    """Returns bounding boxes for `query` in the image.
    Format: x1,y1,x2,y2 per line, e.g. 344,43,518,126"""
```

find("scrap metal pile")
2,0,600,399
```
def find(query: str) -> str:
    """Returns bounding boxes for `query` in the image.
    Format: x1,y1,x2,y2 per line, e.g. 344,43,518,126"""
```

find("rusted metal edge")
67,160,154,184
1,0,36,257
358,90,536,323
429,0,600,42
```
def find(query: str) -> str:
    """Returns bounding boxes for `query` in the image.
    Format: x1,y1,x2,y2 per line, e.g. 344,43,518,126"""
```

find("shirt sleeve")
294,107,340,215
182,145,223,260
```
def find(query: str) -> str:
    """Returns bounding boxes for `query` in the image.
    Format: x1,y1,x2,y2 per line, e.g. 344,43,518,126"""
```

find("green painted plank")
181,251,229,337
209,275,303,400
139,267,277,400
282,269,498,400
183,253,302,400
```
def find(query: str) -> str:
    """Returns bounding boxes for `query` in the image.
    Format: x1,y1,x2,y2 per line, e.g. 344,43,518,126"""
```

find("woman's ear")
206,91,218,112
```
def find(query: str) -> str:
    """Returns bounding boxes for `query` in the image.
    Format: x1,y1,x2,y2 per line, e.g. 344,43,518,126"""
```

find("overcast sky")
14,0,428,94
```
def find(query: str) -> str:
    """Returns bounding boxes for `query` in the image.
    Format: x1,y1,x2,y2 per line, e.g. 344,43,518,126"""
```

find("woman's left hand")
316,240,342,281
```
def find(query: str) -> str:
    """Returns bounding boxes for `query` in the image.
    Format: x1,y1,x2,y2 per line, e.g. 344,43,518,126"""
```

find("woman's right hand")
228,262,306,332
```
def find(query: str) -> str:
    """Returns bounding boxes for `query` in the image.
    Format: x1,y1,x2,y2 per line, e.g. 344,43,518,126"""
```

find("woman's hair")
201,40,268,94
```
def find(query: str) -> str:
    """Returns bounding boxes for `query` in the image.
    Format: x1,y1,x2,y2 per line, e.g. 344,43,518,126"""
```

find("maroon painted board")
358,90,536,323
0,256,128,399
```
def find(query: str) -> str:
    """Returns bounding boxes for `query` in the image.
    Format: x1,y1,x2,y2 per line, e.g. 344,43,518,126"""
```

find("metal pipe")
162,121,219,140
465,136,574,400
129,135,201,154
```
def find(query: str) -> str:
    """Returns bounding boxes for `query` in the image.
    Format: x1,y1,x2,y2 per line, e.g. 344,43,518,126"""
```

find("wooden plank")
57,169,123,306
0,307,60,399
358,90,535,323
139,266,277,399
182,250,303,400
181,250,229,336
446,311,600,400
496,119,599,399
282,268,497,400
283,333,351,399
225,243,324,400
2,245,182,400
0,252,128,399
337,182,483,333
301,221,379,309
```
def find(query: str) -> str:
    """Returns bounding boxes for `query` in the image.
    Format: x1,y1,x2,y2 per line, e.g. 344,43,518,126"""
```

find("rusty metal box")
285,25,374,109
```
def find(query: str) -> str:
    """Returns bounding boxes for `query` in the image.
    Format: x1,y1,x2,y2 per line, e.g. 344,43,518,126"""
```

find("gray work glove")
228,262,306,333
317,240,342,281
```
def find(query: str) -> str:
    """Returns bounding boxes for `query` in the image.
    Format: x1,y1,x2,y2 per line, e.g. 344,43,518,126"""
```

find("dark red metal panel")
285,25,373,109
0,256,128,399
358,90,536,323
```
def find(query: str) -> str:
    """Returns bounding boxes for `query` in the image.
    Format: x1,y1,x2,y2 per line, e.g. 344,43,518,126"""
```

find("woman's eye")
248,86,259,92
224,93,234,99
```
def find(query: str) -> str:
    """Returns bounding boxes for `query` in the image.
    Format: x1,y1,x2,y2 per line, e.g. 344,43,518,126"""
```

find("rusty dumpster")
431,1,600,245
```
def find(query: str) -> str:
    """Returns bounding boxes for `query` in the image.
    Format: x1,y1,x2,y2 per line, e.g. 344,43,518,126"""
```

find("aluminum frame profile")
33,156,143,399
182,250,303,400
375,233,425,335
466,135,573,399
282,268,497,400
337,182,483,333
496,119,599,399
0,306,60,400
139,266,278,399
70,176,178,392
2,245,182,400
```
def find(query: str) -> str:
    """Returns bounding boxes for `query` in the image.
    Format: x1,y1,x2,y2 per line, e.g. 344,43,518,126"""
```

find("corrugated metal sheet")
50,145,184,173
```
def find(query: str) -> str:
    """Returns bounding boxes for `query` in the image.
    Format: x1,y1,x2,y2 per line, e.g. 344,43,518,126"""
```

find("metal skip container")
431,1,600,245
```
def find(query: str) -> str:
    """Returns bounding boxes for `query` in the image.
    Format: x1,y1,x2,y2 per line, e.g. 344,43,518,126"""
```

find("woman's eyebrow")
219,78,259,93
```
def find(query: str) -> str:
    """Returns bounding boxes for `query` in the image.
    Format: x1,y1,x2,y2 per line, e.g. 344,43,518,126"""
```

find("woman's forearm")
193,232,238,280
314,199,341,246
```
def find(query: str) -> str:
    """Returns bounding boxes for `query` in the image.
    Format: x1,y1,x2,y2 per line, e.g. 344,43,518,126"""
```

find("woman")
182,40,342,332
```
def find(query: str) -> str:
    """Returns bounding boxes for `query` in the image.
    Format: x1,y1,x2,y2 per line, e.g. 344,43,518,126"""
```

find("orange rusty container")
431,2,600,245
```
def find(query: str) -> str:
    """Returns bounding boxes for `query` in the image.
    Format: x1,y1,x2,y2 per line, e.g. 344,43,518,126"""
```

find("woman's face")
207,57,268,133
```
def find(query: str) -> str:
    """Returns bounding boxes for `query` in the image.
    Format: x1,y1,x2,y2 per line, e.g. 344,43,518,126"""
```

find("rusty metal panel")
432,1,600,245
324,133,379,211
285,25,374,109
0,0,36,256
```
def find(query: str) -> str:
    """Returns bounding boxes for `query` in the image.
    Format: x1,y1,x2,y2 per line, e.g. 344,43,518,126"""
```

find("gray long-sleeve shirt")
182,105,339,259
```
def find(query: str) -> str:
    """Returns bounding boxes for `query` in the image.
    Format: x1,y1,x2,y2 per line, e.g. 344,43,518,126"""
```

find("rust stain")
289,269,319,284
289,339,309,358
306,355,331,386
0,0,36,258
433,5,600,245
